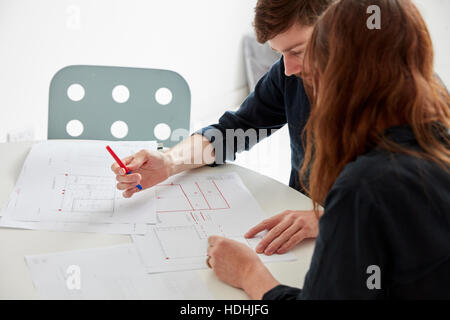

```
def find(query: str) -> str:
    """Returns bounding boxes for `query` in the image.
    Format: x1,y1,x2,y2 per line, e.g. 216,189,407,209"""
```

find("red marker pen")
106,145,143,190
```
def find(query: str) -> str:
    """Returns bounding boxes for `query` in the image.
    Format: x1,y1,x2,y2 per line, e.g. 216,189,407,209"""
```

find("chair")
48,65,191,147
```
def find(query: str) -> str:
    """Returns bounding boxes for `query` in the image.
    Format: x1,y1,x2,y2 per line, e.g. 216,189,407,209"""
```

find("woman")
207,0,450,299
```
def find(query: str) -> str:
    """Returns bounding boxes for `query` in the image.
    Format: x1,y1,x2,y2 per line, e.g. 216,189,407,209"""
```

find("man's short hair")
254,0,334,43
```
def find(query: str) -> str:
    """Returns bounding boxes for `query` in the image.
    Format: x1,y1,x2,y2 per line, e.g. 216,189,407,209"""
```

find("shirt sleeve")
262,179,389,300
194,58,287,166
262,284,302,300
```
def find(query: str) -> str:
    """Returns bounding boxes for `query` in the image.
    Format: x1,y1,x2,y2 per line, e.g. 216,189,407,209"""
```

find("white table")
0,141,316,299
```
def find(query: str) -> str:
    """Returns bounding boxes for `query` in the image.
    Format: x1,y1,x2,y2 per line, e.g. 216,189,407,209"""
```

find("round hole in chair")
154,123,171,141
112,85,130,103
67,83,85,102
66,119,84,137
111,120,129,139
155,87,172,105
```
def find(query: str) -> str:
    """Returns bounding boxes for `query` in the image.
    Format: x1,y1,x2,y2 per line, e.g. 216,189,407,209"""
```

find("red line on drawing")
195,182,211,209
155,182,229,213
200,211,206,221
190,212,198,224
211,180,230,208
179,185,195,210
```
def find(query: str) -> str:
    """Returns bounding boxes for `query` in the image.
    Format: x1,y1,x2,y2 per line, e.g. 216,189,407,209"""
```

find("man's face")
268,23,314,78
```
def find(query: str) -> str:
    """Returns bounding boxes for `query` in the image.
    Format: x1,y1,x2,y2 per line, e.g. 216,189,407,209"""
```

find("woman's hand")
111,149,172,198
207,236,279,299
245,210,320,255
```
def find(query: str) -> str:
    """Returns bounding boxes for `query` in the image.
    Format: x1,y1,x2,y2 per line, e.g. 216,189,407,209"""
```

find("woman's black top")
263,125,450,299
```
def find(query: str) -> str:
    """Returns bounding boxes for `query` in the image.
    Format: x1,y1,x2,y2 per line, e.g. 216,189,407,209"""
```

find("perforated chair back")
48,65,191,147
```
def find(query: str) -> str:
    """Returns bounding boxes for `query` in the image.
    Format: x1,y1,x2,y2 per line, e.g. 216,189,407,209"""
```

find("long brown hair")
300,0,450,211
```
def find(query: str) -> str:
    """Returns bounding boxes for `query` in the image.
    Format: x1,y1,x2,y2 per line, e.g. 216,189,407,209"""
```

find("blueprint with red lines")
133,172,297,273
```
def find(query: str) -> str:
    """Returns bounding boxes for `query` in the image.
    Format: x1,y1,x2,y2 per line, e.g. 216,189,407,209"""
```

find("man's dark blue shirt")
196,56,310,192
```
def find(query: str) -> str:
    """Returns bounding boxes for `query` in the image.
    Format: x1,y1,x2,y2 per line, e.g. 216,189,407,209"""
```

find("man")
112,0,333,255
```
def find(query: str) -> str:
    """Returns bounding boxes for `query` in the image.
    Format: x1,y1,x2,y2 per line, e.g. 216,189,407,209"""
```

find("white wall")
0,0,257,142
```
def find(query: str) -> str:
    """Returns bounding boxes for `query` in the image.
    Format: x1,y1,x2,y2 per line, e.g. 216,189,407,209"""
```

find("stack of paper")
2,140,297,299
0,140,157,234
26,244,213,299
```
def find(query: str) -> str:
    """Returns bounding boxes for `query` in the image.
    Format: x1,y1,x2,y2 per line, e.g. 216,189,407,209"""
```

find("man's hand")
207,236,279,299
245,210,320,255
111,149,172,198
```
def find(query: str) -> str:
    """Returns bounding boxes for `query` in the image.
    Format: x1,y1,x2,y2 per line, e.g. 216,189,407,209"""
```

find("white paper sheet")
132,172,297,273
1,140,157,233
25,244,213,299
0,213,147,235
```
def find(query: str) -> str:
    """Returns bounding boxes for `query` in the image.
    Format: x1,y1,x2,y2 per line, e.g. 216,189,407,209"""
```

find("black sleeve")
262,179,389,299
194,58,287,165
262,285,302,300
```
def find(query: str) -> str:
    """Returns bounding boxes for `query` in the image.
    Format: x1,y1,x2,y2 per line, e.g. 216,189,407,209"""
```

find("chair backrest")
48,65,191,147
